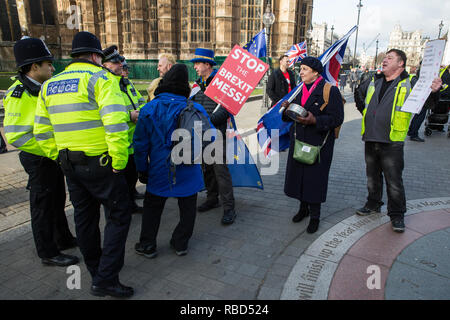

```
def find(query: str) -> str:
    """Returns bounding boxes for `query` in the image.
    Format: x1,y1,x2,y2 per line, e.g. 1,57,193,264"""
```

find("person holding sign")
281,57,344,234
354,49,442,233
190,48,237,225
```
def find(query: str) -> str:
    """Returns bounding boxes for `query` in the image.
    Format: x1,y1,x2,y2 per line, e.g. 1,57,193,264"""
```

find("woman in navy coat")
281,57,344,233
133,64,212,257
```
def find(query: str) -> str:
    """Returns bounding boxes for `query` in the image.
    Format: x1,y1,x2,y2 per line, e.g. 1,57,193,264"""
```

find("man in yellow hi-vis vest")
3,37,79,267
354,49,442,233
33,32,133,298
102,46,145,214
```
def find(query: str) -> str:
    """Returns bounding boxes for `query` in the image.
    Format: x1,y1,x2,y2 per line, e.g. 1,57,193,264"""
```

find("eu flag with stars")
227,116,264,190
243,29,267,58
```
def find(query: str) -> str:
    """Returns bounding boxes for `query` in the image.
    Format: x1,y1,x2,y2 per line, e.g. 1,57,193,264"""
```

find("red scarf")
301,76,323,106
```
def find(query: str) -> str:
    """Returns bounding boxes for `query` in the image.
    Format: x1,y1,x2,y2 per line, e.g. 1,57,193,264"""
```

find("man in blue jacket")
133,64,213,257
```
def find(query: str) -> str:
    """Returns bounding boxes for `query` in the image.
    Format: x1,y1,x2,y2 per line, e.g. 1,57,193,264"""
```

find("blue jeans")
364,142,406,219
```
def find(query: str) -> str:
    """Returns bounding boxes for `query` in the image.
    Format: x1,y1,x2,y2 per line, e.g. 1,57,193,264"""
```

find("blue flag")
243,29,267,58
226,116,264,189
257,26,357,157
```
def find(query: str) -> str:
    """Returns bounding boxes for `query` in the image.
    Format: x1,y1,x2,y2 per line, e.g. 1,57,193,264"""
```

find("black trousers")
364,142,406,219
202,162,235,211
60,152,131,287
0,132,7,151
408,107,427,138
18,151,74,258
124,154,138,208
139,192,197,251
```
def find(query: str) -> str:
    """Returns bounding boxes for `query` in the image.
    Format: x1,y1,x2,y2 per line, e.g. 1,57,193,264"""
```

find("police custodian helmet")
102,45,124,63
71,31,104,57
13,37,54,68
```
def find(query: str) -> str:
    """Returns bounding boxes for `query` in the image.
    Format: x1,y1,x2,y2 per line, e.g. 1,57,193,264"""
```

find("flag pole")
279,26,357,114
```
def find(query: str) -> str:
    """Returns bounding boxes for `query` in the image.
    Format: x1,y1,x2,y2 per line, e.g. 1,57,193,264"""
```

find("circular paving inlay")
281,197,450,300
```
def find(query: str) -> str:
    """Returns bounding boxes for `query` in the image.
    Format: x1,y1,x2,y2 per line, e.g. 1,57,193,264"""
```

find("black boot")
292,203,309,223
307,219,320,233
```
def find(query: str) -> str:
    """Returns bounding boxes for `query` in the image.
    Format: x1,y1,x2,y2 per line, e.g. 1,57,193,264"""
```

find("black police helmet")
102,45,122,63
14,37,54,68
71,31,104,58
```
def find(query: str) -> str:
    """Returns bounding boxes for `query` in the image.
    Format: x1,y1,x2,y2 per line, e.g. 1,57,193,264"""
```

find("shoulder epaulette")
11,85,25,98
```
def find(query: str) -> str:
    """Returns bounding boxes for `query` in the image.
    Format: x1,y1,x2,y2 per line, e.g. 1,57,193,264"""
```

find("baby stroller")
424,98,450,138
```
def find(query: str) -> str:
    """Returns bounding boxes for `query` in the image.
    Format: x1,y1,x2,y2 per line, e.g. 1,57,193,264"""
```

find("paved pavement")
0,90,449,300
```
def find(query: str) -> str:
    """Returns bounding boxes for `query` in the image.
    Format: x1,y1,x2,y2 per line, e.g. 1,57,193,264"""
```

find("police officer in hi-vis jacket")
33,31,133,298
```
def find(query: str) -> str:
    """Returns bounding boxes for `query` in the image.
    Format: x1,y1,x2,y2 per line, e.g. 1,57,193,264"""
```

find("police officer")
102,46,145,213
121,58,146,200
33,32,133,298
3,37,78,266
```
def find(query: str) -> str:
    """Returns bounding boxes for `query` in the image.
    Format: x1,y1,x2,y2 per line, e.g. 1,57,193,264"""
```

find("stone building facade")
0,0,313,64
387,24,428,69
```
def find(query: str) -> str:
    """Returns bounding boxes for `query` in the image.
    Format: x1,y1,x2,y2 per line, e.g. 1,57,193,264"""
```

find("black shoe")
410,136,425,142
41,253,79,267
57,237,78,251
134,242,158,258
130,204,143,214
221,209,237,225
306,219,320,234
90,282,134,298
170,241,188,256
0,148,7,154
292,208,309,223
391,218,405,233
134,191,145,200
198,200,220,212
356,206,381,216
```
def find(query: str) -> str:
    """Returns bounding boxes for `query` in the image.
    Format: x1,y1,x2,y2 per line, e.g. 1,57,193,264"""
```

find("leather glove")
281,100,290,114
296,111,317,125
138,171,148,184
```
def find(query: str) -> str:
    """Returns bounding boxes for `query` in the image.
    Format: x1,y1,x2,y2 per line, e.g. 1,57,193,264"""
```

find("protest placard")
401,40,445,114
204,45,269,115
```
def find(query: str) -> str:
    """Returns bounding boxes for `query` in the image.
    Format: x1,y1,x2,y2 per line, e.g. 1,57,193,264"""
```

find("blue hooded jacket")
134,92,213,197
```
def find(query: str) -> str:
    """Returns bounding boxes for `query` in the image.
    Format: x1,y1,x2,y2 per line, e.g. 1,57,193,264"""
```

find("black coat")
267,68,296,105
282,79,344,203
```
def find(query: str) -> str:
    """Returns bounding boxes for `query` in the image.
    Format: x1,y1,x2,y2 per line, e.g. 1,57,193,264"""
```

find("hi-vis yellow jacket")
3,78,46,157
33,60,130,170
361,75,414,142
117,75,146,155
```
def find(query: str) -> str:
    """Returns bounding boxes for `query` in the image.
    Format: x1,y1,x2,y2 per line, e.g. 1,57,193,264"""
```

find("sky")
312,0,449,57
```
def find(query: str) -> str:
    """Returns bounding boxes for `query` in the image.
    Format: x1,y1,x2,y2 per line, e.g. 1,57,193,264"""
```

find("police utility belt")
58,149,110,171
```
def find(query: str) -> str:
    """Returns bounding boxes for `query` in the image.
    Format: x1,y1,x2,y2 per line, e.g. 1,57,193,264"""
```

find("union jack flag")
257,26,357,158
318,26,357,86
285,42,307,67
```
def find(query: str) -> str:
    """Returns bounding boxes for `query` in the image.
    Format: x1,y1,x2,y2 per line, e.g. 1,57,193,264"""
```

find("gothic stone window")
122,0,131,43
240,0,262,44
148,0,158,43
182,0,211,43
0,0,21,41
28,0,55,25
97,0,106,44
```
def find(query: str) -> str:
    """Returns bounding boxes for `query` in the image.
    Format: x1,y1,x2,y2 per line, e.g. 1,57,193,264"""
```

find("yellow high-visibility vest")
33,61,130,170
117,76,146,155
361,75,414,142
3,79,46,156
